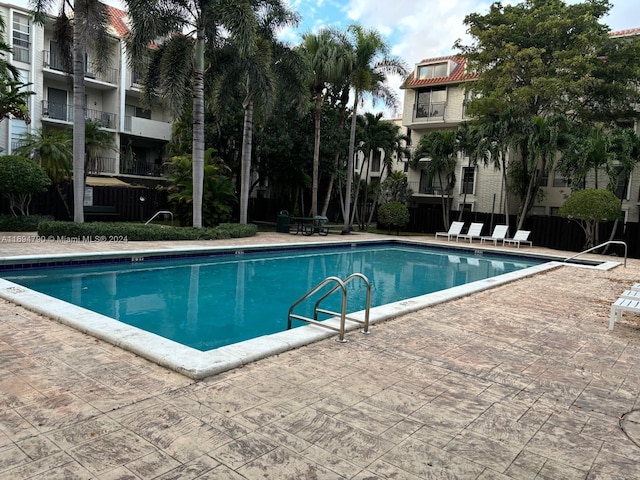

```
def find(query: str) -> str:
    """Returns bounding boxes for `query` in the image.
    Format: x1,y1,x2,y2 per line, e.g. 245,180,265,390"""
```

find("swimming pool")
2,242,541,351
0,239,561,378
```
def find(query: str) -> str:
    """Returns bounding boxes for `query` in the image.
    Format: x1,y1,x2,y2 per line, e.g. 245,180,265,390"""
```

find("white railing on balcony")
86,157,117,175
124,116,172,140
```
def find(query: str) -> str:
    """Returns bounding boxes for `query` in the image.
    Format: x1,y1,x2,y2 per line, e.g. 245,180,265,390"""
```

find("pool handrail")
313,273,371,334
564,240,627,268
287,273,371,342
145,210,174,225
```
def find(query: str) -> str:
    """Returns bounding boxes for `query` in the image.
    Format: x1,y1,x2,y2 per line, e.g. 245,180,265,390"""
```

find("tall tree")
413,130,458,229
211,2,301,224
32,0,112,223
342,24,407,233
455,0,640,226
126,0,259,228
300,28,352,218
15,128,72,217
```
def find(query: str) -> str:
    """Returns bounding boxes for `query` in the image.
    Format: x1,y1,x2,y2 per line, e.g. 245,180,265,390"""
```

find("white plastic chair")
456,222,484,243
480,225,509,246
503,230,532,248
435,221,465,241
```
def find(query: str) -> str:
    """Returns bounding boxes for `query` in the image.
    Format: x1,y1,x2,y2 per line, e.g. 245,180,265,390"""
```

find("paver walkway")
1,232,639,478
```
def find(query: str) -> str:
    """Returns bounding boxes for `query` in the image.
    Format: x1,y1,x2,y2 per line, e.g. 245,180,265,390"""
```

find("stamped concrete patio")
1,232,639,479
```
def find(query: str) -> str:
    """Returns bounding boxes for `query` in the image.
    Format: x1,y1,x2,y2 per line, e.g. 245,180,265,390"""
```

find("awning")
85,176,141,188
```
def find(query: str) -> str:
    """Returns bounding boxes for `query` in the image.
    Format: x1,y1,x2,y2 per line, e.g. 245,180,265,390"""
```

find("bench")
610,297,640,330
84,205,119,219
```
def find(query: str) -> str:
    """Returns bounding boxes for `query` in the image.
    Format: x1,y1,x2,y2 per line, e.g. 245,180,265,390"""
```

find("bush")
0,215,53,232
37,221,257,241
377,202,410,234
0,155,51,215
558,189,621,248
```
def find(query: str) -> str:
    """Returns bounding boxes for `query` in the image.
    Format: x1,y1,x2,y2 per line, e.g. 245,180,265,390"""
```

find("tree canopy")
455,0,640,122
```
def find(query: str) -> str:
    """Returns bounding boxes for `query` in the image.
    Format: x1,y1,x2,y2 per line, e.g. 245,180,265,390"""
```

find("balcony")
413,101,446,123
41,100,117,129
408,181,445,196
43,50,119,86
86,157,117,175
124,116,172,141
120,157,165,177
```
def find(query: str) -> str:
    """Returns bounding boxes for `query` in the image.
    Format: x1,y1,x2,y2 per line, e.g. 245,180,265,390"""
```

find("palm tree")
413,130,458,229
342,24,408,233
300,28,352,218
32,0,112,223
211,2,301,224
84,119,116,174
15,128,72,217
125,0,259,228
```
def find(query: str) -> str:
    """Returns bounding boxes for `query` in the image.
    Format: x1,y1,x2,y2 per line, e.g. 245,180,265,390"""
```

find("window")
550,207,561,216
371,150,381,172
415,86,446,119
10,119,28,152
614,166,630,200
552,170,570,187
416,62,449,80
12,14,30,63
459,203,474,212
538,169,549,187
530,206,546,216
460,167,475,194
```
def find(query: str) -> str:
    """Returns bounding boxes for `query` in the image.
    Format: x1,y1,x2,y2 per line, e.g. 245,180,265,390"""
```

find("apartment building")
399,47,640,223
0,0,173,186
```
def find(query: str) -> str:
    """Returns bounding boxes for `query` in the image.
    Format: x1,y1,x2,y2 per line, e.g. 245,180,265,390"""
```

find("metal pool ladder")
287,273,371,343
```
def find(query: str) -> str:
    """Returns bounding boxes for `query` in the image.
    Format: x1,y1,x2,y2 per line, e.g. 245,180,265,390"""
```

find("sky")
279,0,640,118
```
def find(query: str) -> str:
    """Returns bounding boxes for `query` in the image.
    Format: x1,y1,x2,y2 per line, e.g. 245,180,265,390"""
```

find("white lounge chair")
435,221,465,241
456,222,484,243
503,230,533,248
610,297,640,330
480,225,509,246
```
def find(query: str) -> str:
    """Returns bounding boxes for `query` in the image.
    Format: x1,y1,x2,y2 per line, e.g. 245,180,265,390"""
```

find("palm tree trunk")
239,87,254,224
192,30,205,228
343,92,359,233
311,90,322,217
72,15,85,223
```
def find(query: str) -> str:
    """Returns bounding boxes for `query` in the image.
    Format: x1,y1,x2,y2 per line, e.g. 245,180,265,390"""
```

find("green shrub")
558,189,621,248
37,221,257,241
0,155,51,215
0,214,53,232
377,202,410,234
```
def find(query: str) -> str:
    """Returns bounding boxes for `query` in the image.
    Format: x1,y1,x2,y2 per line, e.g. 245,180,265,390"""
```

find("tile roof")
106,5,129,38
401,55,478,90
610,27,640,38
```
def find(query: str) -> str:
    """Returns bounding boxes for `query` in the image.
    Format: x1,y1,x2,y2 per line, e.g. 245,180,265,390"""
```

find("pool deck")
1,231,640,479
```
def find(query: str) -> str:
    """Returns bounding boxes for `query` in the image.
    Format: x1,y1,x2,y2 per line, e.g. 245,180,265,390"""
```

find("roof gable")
401,55,477,89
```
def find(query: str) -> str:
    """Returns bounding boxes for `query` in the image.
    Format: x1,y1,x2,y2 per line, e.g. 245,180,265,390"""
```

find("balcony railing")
414,101,446,122
121,157,164,177
41,100,117,128
408,181,444,196
43,50,118,84
86,157,117,175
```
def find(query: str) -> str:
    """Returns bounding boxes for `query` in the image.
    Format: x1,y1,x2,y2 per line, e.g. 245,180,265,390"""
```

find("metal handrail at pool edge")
313,273,371,335
287,273,371,342
564,240,627,268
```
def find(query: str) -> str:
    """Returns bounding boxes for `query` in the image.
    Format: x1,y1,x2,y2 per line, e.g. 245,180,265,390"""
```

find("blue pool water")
3,243,542,351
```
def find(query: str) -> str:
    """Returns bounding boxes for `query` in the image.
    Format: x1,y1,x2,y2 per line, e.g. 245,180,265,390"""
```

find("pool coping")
0,239,621,379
